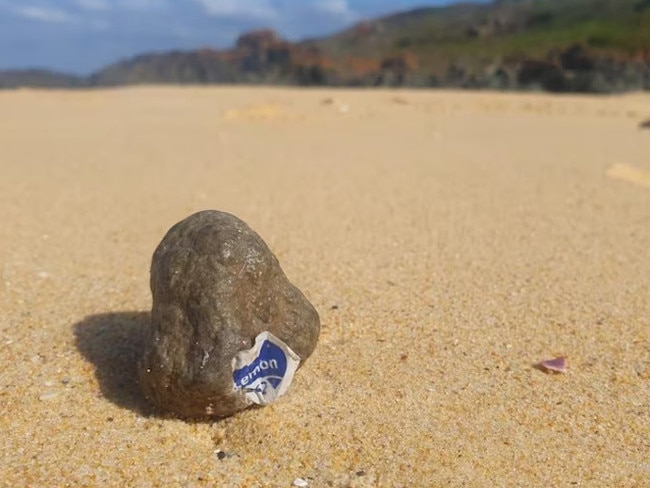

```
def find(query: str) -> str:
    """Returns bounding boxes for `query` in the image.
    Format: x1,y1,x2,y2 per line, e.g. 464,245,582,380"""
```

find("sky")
0,0,479,75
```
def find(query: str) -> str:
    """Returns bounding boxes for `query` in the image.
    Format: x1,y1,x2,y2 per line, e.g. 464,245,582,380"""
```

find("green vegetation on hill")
311,0,650,62
0,69,87,89
302,0,650,90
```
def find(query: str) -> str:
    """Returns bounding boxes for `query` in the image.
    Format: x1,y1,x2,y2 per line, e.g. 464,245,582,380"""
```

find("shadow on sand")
73,311,154,415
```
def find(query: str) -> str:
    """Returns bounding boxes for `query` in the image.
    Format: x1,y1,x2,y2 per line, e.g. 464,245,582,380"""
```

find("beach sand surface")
1,87,649,487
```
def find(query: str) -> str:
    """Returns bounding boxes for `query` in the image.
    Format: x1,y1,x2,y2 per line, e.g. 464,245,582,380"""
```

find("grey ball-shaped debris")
139,210,320,418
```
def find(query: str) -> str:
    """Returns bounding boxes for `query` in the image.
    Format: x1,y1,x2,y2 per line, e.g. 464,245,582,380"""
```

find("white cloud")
73,0,111,10
315,0,355,17
116,0,167,10
193,0,278,20
13,5,75,23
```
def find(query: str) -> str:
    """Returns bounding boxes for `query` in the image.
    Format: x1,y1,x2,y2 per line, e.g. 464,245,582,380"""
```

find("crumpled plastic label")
232,331,300,405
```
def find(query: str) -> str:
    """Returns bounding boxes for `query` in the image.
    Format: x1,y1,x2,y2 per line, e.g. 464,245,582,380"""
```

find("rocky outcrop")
516,44,650,93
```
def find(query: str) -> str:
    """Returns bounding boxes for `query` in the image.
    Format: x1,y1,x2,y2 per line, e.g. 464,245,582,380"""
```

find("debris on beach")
140,210,320,418
639,118,650,129
293,478,309,487
537,356,568,374
214,449,237,460
38,391,59,401
606,163,650,190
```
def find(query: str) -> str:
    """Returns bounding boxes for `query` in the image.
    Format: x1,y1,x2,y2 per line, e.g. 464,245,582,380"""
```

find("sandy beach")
1,86,649,487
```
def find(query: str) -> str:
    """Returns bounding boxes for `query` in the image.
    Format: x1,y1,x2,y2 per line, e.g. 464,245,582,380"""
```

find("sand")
0,86,649,487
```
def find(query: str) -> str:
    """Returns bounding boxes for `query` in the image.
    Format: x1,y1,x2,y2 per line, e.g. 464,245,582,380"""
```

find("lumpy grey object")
140,210,320,418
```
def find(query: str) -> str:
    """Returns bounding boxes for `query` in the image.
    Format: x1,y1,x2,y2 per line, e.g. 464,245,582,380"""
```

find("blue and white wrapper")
232,331,301,405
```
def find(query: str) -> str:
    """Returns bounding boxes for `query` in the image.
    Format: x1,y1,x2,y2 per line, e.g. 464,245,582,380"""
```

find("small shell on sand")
538,356,568,373
38,391,60,401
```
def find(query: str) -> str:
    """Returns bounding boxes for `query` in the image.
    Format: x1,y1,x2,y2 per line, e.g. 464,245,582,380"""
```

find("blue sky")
0,1,480,74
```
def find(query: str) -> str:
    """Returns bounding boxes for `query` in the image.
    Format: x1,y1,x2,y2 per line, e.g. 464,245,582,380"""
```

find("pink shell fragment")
539,356,568,373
